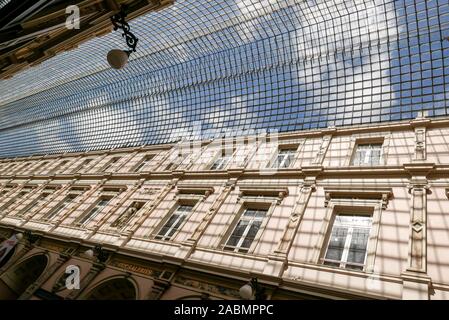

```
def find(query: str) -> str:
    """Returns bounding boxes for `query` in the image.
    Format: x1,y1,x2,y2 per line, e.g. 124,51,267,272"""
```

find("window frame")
313,198,384,273
209,148,234,170
322,213,373,270
73,195,113,227
350,142,384,166
100,156,122,173
134,154,155,172
15,188,55,218
268,145,298,169
152,198,201,241
345,132,391,167
43,189,85,221
223,206,270,253
76,158,94,173
218,198,277,254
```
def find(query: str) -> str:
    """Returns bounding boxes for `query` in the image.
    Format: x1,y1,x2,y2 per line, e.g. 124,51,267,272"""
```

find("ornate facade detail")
414,128,427,161
312,134,333,165
237,185,289,204
323,188,393,210
274,181,316,256
174,275,240,299
407,182,431,273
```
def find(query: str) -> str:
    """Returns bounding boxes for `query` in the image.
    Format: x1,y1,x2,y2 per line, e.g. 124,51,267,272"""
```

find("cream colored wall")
322,135,352,167
373,186,410,275
288,187,329,263
427,128,449,164
387,130,415,166
426,185,449,284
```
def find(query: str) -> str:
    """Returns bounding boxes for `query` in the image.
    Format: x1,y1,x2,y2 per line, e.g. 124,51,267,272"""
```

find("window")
0,189,30,211
224,208,268,253
323,215,373,270
3,163,17,173
35,161,49,173
76,159,93,173
51,160,70,174
270,148,297,168
75,197,111,227
18,162,32,173
155,204,194,240
100,157,121,172
134,155,154,172
210,154,232,170
16,191,52,217
44,193,79,221
351,143,383,166
165,154,186,171
0,186,12,199
111,201,145,229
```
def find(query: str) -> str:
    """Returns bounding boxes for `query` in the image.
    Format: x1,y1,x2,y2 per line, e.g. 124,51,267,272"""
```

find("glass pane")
243,209,254,217
157,215,178,237
225,220,249,248
324,226,348,262
336,215,372,227
347,228,370,265
254,209,267,218
369,149,382,165
232,220,249,237
225,235,241,248
167,214,186,237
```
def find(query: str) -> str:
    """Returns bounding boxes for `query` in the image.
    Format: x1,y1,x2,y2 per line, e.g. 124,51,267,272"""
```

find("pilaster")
402,163,435,299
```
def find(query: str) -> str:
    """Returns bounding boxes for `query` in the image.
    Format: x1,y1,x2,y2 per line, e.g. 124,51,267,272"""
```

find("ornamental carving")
174,276,240,299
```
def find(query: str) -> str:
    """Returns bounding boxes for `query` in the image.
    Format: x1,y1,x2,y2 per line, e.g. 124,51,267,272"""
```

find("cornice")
5,164,449,182
5,115,449,163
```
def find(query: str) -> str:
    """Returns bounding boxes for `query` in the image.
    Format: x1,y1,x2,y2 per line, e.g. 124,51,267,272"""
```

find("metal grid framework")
0,0,448,158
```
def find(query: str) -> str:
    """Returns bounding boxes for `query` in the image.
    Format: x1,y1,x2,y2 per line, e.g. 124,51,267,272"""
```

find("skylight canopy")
0,0,448,158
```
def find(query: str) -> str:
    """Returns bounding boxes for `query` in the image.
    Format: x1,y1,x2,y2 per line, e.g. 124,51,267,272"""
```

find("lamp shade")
239,283,253,299
84,249,94,258
107,49,129,69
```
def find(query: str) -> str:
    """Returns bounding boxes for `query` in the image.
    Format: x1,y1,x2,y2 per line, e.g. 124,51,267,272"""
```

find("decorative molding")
237,186,288,204
323,187,393,210
413,127,427,161
312,134,332,165
346,131,391,166
274,182,316,257
406,180,430,273
174,275,240,299
238,185,289,197
176,184,215,198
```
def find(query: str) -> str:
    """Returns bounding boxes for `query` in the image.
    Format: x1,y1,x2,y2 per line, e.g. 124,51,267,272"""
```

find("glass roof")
0,0,448,158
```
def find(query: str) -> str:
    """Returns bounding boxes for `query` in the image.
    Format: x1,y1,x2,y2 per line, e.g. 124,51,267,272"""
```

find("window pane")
156,204,193,239
240,220,262,249
157,215,178,237
324,226,347,262
347,227,370,265
352,143,383,165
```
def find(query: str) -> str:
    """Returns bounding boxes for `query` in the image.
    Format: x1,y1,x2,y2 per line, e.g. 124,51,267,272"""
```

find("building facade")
1,114,449,300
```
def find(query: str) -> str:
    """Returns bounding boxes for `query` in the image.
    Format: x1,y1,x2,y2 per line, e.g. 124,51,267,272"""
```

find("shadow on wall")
0,254,48,300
